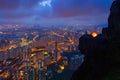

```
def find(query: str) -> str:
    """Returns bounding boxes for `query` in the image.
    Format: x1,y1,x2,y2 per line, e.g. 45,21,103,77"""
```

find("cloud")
0,0,114,24
51,0,113,17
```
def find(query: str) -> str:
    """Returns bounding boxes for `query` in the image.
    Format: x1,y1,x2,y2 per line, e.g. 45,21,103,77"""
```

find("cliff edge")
71,0,120,80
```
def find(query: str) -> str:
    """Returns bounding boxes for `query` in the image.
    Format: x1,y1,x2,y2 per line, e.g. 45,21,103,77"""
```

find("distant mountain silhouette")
71,0,120,80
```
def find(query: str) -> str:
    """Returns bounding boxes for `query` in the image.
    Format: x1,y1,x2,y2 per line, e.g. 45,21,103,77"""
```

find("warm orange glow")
69,39,74,44
4,73,10,78
44,52,48,55
91,32,98,38
8,44,17,49
0,70,2,72
64,48,68,51
20,71,24,76
31,48,37,52
31,53,36,57
60,66,64,70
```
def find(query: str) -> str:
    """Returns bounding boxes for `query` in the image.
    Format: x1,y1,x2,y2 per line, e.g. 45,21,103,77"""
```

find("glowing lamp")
91,32,98,38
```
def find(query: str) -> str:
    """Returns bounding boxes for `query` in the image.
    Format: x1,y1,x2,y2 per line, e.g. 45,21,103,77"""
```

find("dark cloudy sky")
0,0,114,25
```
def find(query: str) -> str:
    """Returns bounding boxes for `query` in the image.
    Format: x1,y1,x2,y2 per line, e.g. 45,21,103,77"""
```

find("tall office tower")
32,55,38,69
44,52,49,66
21,46,25,60
14,70,19,80
20,47,25,59
27,47,31,54
0,52,4,61
54,41,58,61
14,48,18,58
23,46,29,67
28,67,36,80
4,52,8,63
7,50,10,58
17,47,22,59
16,48,20,57
25,47,28,60
38,60,44,69
10,48,15,58
9,49,12,58
23,69,29,80
5,50,9,60
22,47,26,61
38,60,44,80
23,66,36,80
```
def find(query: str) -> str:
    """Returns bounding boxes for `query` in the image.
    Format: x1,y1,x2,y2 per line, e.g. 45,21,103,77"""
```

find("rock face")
71,35,115,80
103,0,120,37
71,0,120,80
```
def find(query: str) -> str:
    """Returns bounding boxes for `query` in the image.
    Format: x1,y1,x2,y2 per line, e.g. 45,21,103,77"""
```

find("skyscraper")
38,60,44,80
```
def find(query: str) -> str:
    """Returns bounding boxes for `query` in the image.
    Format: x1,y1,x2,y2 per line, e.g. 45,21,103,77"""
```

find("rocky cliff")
71,0,120,80
103,0,120,37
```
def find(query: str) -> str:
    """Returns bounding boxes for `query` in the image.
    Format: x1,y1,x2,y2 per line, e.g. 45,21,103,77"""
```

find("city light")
60,66,65,70
0,0,115,79
44,52,48,55
31,53,36,57
0,24,97,80
20,71,24,76
0,70,2,72
4,73,10,78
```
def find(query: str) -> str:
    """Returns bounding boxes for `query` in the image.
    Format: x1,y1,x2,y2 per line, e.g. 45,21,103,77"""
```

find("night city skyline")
1,0,120,80
0,0,114,26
